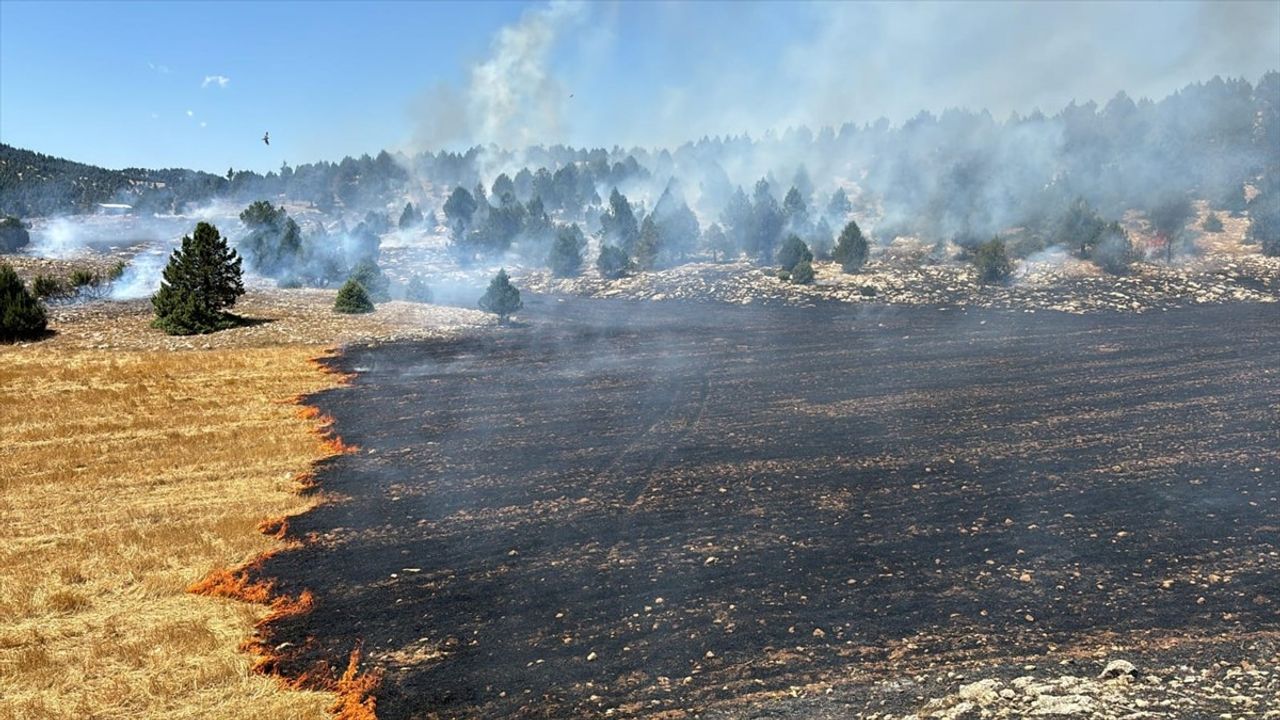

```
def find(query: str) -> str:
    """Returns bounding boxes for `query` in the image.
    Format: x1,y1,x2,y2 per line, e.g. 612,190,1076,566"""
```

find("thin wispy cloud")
201,75,230,89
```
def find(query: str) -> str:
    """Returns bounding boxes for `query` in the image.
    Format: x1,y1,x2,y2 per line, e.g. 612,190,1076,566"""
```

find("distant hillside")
0,144,227,217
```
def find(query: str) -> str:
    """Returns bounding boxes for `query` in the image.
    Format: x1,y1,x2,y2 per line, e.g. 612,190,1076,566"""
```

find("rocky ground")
255,299,1278,720
520,251,1279,315
705,635,1280,719
1,252,490,351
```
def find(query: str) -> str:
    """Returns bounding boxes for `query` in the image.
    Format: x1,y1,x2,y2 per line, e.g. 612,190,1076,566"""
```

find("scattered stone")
1100,660,1138,680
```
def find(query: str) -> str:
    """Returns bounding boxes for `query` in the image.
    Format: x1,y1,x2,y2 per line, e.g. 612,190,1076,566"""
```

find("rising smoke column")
411,1,586,153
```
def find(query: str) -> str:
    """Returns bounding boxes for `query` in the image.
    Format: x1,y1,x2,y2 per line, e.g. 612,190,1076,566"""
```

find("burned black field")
260,298,1279,719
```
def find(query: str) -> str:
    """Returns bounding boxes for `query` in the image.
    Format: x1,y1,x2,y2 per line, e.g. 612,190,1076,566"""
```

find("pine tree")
783,186,808,225
810,216,834,259
443,186,478,237
548,224,584,277
238,201,302,277
776,234,813,271
703,223,733,263
790,259,815,285
399,202,422,229
720,186,752,254
334,278,375,313
478,269,523,323
826,188,851,220
749,179,784,262
601,189,640,254
635,215,662,270
0,216,30,252
833,219,870,272
151,222,244,335
597,245,631,279
0,262,47,341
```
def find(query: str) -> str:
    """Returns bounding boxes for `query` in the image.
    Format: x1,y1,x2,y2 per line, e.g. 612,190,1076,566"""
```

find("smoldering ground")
250,297,1279,719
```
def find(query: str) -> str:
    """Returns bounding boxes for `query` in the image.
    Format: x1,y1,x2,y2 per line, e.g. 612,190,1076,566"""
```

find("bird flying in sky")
263,132,270,146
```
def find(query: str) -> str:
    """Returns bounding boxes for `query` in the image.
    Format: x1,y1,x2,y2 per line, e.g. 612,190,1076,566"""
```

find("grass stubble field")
0,287,484,720
0,344,339,719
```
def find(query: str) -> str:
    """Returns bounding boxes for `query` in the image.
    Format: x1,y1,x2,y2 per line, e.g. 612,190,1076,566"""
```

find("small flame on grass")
258,515,289,540
330,644,383,720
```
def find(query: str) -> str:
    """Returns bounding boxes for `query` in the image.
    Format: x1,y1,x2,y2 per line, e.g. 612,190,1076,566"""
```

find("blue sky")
2,1,1277,174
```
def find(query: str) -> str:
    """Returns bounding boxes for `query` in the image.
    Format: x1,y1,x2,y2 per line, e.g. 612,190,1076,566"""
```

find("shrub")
973,238,1013,284
859,284,878,297
69,269,95,287
31,273,67,299
833,219,869,273
1201,212,1224,233
334,279,374,314
1092,226,1138,275
151,222,245,335
790,259,815,285
0,216,30,253
596,245,631,279
776,234,812,272
478,269,522,323
404,275,433,303
1,263,48,341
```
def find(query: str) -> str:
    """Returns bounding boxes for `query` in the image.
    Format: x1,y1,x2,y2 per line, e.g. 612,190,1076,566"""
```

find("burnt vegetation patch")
255,298,1279,719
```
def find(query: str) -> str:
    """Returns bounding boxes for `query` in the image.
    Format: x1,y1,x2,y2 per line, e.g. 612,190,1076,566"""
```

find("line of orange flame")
189,350,379,717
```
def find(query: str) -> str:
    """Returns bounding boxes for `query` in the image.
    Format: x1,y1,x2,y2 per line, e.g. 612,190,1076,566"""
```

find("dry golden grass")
0,344,341,720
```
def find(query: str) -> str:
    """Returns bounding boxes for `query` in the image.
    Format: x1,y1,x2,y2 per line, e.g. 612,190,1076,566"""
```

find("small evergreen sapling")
478,269,523,323
334,278,375,314
833,219,869,273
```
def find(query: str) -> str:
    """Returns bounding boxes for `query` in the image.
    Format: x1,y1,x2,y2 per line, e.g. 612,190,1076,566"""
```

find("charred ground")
257,297,1279,719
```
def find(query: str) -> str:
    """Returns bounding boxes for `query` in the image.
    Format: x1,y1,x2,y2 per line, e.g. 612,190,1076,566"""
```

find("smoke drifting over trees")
3,0,1278,295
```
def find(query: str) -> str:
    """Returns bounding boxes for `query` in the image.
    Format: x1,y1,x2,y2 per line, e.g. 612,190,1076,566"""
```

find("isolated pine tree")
151,222,244,335
0,262,47,341
334,278,375,314
478,269,522,323
833,219,869,272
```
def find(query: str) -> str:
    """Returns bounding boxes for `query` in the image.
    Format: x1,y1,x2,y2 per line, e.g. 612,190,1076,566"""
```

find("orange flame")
258,515,290,540
189,350,378,716
330,645,383,720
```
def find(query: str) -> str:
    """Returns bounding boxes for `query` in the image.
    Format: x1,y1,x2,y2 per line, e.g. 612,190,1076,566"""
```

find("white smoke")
410,1,586,152
110,249,169,300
